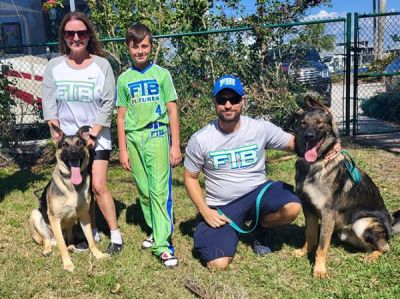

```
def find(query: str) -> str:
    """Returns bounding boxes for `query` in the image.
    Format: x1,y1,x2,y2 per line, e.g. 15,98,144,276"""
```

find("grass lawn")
0,141,399,298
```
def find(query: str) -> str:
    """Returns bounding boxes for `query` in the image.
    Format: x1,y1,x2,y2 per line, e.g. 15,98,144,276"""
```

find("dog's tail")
392,210,400,234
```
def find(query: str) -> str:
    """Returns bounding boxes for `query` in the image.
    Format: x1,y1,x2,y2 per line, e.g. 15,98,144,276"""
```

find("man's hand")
170,144,182,167
325,140,342,161
119,149,131,171
201,207,230,228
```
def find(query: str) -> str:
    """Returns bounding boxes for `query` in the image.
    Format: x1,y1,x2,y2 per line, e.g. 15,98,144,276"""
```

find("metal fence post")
353,13,359,136
345,12,352,136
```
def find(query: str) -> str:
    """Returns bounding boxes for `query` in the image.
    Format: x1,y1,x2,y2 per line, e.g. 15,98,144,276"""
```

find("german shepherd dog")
28,124,108,272
293,96,399,279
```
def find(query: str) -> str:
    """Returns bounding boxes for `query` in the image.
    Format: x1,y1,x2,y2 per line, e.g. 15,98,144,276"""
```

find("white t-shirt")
42,55,115,151
184,115,291,206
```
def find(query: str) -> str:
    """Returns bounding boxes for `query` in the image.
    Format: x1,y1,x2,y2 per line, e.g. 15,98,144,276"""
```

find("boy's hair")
126,23,153,45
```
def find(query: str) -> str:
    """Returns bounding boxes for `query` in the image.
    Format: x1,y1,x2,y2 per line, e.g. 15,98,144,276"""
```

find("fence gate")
353,12,400,135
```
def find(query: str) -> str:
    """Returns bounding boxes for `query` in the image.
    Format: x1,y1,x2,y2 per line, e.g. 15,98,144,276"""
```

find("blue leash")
217,182,273,234
341,150,361,185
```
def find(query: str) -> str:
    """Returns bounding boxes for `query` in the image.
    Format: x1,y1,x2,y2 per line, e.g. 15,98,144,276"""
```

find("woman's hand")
82,132,96,150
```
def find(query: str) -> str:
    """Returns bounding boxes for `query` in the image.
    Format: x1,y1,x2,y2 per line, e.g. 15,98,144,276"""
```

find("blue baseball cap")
212,75,244,97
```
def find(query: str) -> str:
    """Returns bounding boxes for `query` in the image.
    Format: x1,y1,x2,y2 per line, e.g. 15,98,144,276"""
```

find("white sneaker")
159,251,178,268
142,234,153,249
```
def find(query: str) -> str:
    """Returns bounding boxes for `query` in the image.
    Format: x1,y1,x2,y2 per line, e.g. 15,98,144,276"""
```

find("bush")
361,92,400,122
0,73,16,148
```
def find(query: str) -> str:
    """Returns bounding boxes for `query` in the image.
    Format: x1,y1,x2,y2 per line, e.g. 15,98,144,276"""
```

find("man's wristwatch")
89,133,97,141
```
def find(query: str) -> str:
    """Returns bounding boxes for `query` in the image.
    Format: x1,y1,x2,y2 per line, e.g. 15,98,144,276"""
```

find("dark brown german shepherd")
294,96,399,279
28,124,108,272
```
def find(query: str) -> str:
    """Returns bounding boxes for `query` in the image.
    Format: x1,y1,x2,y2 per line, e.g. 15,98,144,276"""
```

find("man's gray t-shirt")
184,115,291,206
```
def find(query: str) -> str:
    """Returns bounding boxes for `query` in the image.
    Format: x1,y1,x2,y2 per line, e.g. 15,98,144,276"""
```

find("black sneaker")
107,242,123,255
73,240,89,252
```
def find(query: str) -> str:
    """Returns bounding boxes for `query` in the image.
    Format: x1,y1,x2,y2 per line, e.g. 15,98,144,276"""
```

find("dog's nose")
303,129,316,140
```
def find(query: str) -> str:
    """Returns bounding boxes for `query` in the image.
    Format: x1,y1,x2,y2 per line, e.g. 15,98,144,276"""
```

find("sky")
241,0,400,17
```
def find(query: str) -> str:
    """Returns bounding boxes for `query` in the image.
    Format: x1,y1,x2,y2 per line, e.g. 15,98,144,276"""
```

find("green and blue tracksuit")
116,63,177,256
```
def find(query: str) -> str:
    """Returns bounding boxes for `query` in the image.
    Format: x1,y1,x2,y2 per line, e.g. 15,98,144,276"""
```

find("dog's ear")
323,108,340,139
77,126,90,138
304,93,326,110
49,123,63,143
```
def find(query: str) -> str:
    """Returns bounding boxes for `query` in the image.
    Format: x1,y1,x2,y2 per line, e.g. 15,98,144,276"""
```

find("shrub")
0,73,16,148
361,92,400,122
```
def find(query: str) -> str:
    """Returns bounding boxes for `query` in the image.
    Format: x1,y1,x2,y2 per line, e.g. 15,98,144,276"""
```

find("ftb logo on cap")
219,77,236,88
213,75,244,97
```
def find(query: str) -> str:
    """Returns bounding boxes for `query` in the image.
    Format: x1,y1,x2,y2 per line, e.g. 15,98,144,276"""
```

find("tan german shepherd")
28,124,108,272
294,96,399,279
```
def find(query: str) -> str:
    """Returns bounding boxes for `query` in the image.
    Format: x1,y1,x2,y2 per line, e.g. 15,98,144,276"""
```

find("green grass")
0,143,400,298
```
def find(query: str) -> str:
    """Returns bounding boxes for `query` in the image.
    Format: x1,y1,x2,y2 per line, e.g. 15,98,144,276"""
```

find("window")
1,22,23,54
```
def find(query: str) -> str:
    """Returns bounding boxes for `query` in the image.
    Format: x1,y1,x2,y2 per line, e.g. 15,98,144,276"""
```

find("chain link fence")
354,12,400,135
0,17,348,156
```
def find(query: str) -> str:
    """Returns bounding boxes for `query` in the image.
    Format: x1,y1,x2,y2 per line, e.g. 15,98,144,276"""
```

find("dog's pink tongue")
69,160,82,185
305,143,318,162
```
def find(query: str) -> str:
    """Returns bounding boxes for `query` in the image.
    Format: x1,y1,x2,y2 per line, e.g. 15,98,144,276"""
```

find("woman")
42,11,123,255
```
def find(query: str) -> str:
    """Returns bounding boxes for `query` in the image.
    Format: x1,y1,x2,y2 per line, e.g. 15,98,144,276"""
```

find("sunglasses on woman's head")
63,30,89,40
215,95,242,105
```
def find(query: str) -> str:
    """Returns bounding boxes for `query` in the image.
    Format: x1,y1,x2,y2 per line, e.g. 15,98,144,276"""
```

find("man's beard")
217,107,241,123
218,112,240,123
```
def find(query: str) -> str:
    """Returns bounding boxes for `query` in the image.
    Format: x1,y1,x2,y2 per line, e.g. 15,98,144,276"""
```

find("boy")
116,23,181,268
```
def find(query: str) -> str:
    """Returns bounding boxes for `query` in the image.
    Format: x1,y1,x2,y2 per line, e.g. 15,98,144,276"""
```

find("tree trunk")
377,0,387,59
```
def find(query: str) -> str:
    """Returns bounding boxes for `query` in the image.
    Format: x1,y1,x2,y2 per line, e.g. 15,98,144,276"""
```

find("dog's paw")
313,265,328,279
42,250,52,257
94,251,110,260
294,248,307,257
364,251,381,263
63,261,75,272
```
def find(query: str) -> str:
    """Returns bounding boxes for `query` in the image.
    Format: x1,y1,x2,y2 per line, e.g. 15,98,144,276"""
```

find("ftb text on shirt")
208,144,258,170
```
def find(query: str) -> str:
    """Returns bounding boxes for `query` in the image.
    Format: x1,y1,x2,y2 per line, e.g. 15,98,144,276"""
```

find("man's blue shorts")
193,180,301,263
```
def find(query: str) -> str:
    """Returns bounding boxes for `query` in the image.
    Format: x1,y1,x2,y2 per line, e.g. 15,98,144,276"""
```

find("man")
184,75,302,270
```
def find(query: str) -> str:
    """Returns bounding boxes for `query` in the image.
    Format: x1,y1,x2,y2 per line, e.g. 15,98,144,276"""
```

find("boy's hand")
119,150,131,171
170,145,182,167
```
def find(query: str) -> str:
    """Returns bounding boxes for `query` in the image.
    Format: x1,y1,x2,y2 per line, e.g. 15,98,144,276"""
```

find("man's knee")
281,202,301,223
206,257,232,270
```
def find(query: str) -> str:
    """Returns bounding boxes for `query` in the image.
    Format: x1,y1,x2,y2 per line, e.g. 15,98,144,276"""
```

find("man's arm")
184,169,229,228
284,134,296,152
284,134,341,160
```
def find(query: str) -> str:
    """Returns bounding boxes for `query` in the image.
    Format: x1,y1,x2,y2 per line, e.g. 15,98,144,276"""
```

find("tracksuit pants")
126,123,174,256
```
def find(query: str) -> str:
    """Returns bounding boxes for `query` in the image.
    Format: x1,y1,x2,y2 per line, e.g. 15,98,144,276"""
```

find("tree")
377,0,387,59
87,0,332,142
290,23,335,52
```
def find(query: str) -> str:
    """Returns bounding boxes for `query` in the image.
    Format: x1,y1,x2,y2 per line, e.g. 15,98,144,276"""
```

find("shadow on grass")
0,167,46,203
172,178,185,188
94,198,127,236
179,214,202,237
239,223,306,252
125,201,151,235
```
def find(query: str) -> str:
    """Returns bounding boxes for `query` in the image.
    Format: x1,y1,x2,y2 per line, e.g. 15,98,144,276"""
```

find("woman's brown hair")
58,11,105,57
